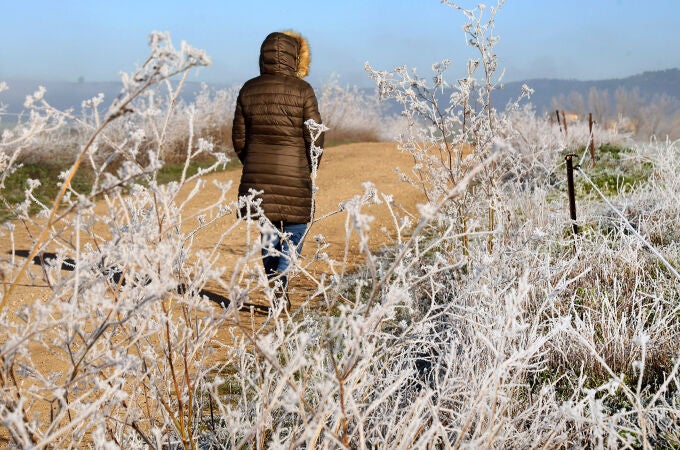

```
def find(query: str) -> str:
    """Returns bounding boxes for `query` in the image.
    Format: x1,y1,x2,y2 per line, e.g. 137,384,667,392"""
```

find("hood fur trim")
282,30,310,78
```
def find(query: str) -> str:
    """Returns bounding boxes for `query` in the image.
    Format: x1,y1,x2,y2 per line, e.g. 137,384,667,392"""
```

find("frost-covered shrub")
318,76,406,144
364,0,534,259
2,4,680,450
0,78,238,174
2,75,400,178
118,81,239,163
0,32,237,448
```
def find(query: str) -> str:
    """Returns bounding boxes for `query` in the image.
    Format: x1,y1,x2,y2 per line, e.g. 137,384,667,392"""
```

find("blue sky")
1,0,679,87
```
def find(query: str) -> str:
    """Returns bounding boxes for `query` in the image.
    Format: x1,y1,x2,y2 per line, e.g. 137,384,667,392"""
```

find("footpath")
2,141,424,346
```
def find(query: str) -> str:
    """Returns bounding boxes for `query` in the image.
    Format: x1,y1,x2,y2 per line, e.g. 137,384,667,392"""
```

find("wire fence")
564,120,680,282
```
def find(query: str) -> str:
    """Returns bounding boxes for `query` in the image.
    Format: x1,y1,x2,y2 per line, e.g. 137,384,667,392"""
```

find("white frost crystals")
114,31,211,120
2,4,680,449
0,31,230,449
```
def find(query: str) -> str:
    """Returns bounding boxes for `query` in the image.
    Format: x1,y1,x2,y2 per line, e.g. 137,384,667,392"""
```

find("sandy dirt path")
0,141,426,443
2,141,424,342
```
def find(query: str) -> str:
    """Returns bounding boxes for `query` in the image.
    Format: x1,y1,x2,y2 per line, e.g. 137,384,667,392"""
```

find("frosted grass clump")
318,76,407,143
2,4,680,448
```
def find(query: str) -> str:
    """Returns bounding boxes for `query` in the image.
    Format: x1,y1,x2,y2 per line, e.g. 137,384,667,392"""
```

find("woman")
232,30,324,307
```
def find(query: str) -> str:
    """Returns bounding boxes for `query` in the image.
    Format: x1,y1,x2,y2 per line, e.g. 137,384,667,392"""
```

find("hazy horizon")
5,66,680,86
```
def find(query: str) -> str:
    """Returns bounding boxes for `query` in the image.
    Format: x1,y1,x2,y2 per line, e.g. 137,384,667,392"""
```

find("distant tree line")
551,86,680,140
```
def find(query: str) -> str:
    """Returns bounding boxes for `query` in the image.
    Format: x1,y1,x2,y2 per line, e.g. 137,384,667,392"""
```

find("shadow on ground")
10,250,270,316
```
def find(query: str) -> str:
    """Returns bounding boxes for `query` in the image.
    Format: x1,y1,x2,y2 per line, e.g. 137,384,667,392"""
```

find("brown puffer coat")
232,31,324,224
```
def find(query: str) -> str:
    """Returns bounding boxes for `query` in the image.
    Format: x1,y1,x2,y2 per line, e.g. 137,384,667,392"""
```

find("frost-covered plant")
207,118,680,449
1,76,238,176
0,86,69,190
2,4,680,450
119,81,239,163
366,0,536,258
181,129,680,448
0,32,241,448
318,76,406,143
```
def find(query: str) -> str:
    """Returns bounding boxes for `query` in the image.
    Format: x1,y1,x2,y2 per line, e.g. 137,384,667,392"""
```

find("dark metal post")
566,154,579,236
555,110,562,132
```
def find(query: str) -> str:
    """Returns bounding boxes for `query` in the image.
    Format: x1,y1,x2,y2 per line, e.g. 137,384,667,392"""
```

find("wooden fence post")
588,112,596,166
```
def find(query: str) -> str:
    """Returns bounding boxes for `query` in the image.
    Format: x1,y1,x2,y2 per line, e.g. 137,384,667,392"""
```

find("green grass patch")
579,149,653,197
559,143,654,198
153,157,241,185
0,162,95,223
0,158,241,223
577,169,653,197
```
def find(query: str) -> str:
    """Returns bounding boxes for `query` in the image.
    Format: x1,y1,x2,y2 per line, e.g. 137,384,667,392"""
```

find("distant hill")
3,69,680,122
0,79,218,123
366,68,680,118
494,68,680,114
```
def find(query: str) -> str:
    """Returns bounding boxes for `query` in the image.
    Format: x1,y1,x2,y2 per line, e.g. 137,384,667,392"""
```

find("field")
2,5,680,450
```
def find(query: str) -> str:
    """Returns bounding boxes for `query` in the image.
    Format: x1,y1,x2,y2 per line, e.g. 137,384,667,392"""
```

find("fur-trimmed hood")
259,30,310,78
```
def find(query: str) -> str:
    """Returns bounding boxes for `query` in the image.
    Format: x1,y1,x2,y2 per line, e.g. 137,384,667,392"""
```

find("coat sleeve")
232,94,246,163
303,87,324,170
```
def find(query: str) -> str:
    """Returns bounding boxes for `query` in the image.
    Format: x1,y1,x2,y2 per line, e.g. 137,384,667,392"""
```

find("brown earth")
1,141,426,351
0,141,429,444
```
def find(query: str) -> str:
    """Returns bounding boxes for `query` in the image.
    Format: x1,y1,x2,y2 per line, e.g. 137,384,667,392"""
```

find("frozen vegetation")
1,3,679,448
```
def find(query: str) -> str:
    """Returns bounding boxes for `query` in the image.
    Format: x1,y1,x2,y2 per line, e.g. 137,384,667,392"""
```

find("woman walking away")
232,30,324,309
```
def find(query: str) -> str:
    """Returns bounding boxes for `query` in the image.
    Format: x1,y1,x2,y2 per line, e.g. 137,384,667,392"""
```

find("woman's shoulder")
241,74,314,93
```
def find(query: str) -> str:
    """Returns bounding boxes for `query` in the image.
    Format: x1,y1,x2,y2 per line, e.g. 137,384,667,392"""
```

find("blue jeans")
261,222,308,279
